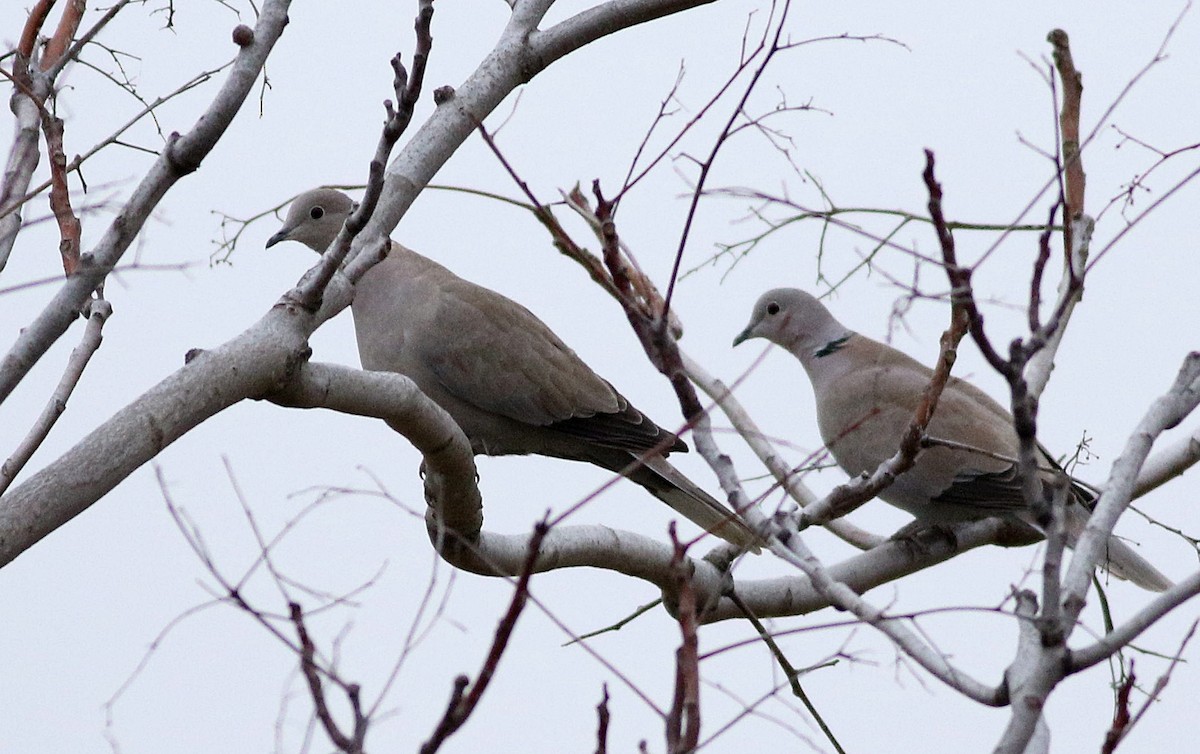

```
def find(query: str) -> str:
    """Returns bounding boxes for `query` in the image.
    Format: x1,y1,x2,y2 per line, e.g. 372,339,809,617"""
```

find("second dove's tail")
1064,505,1172,592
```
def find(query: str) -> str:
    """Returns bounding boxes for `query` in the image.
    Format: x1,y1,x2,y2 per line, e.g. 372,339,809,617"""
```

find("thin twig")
728,591,847,754
292,603,368,753
0,299,111,495
594,684,610,754
665,527,701,754
419,521,547,754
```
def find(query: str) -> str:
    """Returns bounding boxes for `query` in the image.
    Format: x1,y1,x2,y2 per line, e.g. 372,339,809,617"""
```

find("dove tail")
624,454,762,552
1064,505,1172,592
1092,533,1173,592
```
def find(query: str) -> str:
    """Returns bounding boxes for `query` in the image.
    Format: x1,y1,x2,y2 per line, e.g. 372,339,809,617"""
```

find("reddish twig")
1048,29,1085,224
1104,619,1199,752
17,0,56,59
594,685,611,754
593,183,634,299
924,150,1047,518
665,526,701,754
292,602,368,754
566,184,682,339
589,183,686,385
1,4,96,278
40,0,86,71
1027,203,1059,333
40,113,82,274
1045,28,1088,333
1101,662,1135,754
922,149,1008,375
419,522,547,754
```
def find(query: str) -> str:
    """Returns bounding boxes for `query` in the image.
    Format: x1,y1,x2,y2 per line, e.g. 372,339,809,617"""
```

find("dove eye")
766,301,781,316
309,206,325,220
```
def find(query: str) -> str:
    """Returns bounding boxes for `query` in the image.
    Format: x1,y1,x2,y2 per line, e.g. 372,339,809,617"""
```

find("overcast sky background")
2,1,1199,752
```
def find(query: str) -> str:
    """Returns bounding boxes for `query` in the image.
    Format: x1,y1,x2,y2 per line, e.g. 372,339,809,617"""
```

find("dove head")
732,288,848,356
266,188,355,252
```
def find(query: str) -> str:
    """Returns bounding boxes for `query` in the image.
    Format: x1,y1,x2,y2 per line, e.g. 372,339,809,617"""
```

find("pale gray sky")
2,1,1198,752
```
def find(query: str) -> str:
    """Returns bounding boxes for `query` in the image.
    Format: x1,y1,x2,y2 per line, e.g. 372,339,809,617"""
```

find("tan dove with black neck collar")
734,287,1169,590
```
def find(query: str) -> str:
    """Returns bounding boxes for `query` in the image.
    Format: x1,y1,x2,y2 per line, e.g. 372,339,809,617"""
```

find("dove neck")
791,331,857,387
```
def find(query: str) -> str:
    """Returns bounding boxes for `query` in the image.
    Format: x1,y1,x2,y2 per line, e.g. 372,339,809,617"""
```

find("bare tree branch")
765,521,1006,705
0,0,292,402
292,602,368,754
665,530,701,753
594,685,611,754
419,522,546,754
1064,353,1200,611
681,349,884,550
1070,573,1200,672
363,0,720,243
1133,427,1200,498
0,298,110,496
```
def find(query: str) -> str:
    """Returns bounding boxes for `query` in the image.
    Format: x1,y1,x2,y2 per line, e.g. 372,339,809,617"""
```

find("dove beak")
265,229,290,248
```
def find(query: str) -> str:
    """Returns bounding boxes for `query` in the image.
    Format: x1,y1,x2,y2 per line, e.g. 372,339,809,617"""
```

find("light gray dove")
734,287,1170,590
267,188,758,550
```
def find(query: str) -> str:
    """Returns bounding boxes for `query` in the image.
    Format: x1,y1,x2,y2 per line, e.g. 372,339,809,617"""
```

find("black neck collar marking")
813,334,852,358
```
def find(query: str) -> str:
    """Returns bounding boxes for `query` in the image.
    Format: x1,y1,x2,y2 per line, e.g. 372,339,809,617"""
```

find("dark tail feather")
624,454,762,552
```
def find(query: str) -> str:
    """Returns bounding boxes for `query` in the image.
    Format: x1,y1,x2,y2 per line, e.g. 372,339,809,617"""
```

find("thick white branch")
1063,352,1200,616
1070,571,1200,672
419,510,1029,624
0,0,291,404
270,361,482,536
363,0,716,245
428,523,722,591
1133,423,1200,498
0,295,317,566
535,0,720,63
703,518,1013,622
508,0,556,29
994,591,1053,754
1026,214,1092,398
0,52,49,272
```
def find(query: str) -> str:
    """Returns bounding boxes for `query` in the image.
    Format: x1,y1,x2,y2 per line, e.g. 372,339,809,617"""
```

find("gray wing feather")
422,279,619,425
